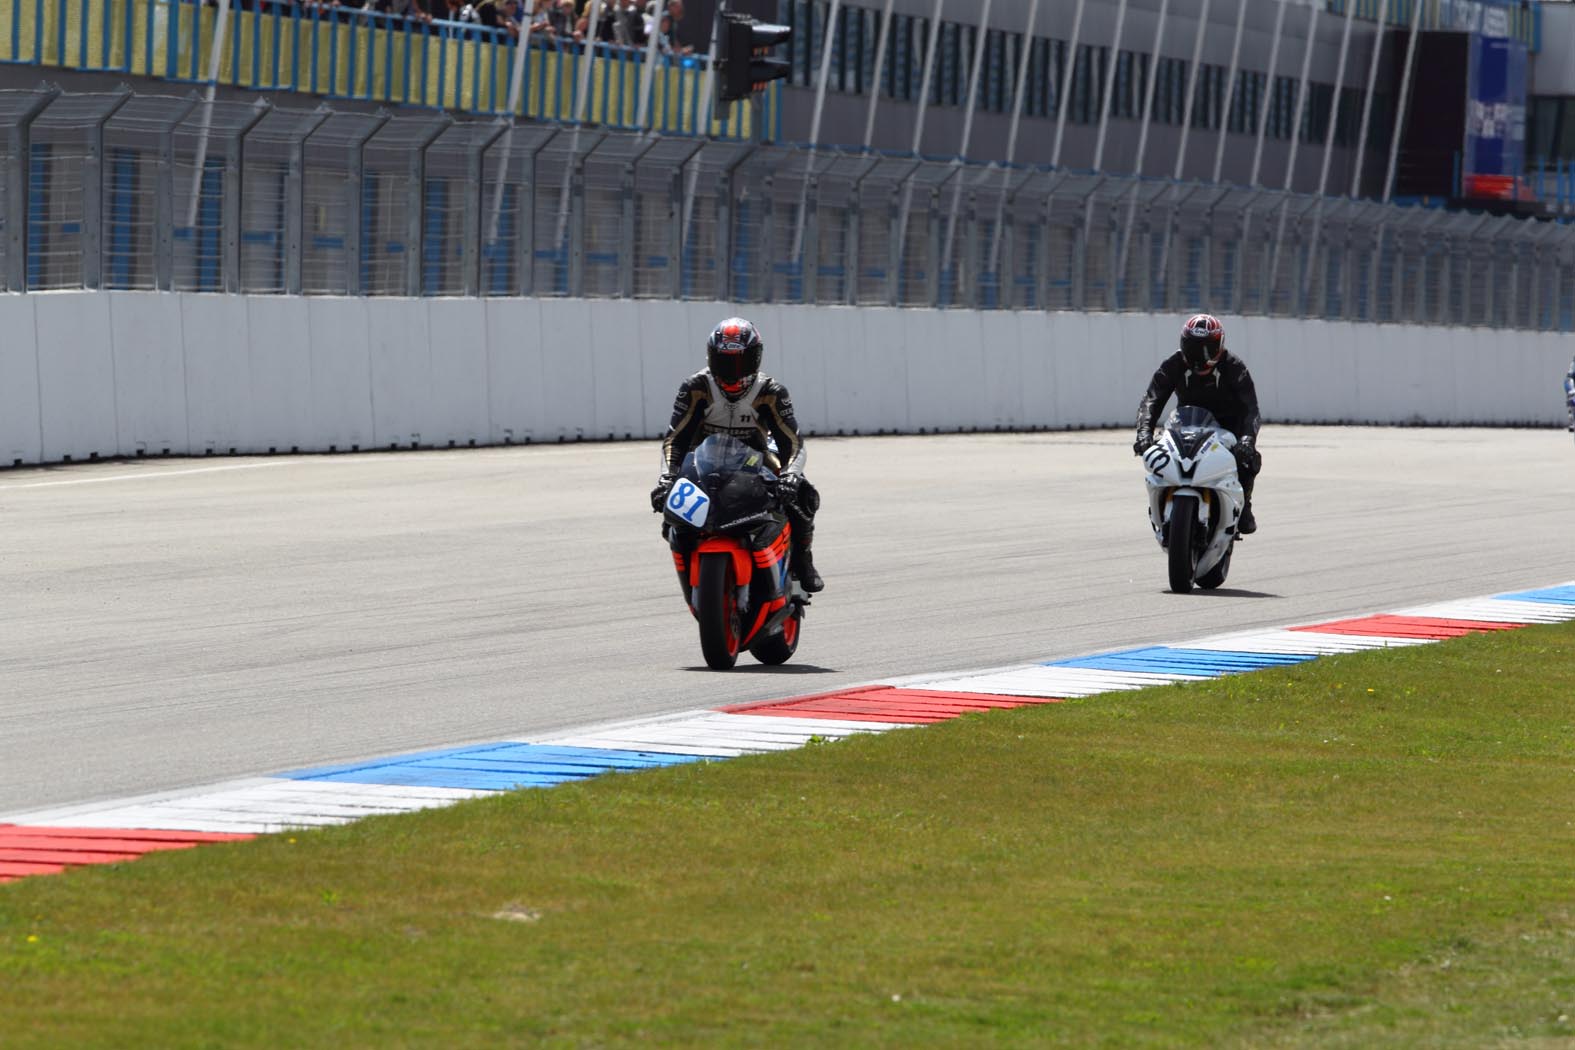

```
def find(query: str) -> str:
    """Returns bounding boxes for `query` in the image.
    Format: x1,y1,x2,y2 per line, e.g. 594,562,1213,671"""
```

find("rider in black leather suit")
650,317,824,592
1133,314,1263,535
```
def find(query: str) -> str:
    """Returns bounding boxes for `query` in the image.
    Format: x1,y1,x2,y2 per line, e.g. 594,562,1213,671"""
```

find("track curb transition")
5,583,1575,884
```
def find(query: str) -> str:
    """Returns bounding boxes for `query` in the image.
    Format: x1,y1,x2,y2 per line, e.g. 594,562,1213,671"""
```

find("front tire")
697,553,742,670
749,606,802,666
1197,543,1232,590
1167,494,1199,594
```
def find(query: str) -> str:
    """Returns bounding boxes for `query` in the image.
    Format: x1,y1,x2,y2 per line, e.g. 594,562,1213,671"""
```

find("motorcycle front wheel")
1197,543,1232,590
1167,494,1199,594
749,606,802,666
697,552,742,670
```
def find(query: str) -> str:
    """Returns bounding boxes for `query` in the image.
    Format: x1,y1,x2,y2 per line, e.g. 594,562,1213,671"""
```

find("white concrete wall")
1,290,1571,468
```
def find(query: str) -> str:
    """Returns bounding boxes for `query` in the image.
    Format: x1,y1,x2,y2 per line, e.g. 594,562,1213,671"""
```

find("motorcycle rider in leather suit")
650,317,824,593
1133,314,1263,535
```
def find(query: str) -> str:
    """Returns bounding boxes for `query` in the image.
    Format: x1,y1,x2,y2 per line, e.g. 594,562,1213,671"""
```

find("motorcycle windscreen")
1165,405,1224,459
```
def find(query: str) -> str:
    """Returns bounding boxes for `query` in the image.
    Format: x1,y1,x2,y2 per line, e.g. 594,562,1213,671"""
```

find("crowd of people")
271,0,690,52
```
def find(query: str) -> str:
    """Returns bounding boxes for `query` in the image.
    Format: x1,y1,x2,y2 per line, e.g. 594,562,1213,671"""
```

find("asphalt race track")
2,426,1569,815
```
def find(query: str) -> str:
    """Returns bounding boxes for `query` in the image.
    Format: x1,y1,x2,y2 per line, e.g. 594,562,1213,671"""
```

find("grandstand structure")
0,0,1567,330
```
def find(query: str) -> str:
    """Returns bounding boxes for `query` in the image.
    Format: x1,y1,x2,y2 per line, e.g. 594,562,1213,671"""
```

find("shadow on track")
681,664,841,675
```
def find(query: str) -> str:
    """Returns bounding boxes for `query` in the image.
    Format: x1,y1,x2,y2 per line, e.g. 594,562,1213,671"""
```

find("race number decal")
666,480,710,527
1143,446,1171,475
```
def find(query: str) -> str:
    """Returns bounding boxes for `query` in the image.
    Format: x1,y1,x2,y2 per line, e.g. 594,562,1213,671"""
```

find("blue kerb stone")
281,742,702,790
1495,585,1575,606
1046,646,1316,677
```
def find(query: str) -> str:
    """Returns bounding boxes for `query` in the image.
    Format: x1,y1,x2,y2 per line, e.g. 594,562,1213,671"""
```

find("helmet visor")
1180,334,1220,371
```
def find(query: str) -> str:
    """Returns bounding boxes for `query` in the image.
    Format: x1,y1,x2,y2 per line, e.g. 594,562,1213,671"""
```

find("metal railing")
0,0,771,138
4,87,1572,331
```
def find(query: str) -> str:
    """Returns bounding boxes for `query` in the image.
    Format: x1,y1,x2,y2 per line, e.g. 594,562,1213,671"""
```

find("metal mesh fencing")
2,85,1572,334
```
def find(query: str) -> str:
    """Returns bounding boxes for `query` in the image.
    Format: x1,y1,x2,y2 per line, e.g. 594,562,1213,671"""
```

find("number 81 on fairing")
667,480,710,527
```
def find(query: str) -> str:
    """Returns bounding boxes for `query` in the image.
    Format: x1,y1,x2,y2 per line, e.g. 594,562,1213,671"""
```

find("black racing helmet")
706,317,764,399
1179,313,1225,374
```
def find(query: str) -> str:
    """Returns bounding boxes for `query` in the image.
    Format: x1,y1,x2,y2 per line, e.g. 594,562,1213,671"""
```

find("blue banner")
1463,8,1528,195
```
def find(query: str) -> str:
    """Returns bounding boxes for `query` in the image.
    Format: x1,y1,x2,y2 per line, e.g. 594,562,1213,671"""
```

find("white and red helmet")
1179,314,1225,374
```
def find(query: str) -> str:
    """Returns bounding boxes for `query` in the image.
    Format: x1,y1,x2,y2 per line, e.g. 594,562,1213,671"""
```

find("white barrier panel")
424,299,491,449
182,294,253,456
109,293,189,458
307,298,374,452
0,294,42,466
34,292,117,462
247,295,314,452
3,291,1573,469
535,299,599,442
978,310,1025,429
484,298,544,445
638,299,701,441
586,298,648,441
367,297,432,450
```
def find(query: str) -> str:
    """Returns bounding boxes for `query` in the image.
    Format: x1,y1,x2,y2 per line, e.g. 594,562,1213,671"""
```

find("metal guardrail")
0,0,771,139
4,87,1572,332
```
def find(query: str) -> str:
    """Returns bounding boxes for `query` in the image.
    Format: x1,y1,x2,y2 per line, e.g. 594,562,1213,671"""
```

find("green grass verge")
6,623,1575,1048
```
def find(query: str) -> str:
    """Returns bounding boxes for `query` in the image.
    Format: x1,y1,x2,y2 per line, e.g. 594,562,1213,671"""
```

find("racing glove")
1133,431,1153,457
650,474,676,513
1232,437,1260,475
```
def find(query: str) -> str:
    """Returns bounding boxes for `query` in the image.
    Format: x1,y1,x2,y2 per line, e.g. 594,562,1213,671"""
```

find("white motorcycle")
1140,406,1246,594
1564,371,1574,441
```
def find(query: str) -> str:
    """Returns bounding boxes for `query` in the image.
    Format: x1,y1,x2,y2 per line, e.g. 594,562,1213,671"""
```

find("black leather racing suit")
660,370,820,567
1135,349,1262,501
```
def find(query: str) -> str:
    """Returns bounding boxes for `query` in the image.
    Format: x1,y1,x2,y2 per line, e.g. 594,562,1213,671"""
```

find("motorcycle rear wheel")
697,553,742,670
749,606,802,666
1167,494,1199,594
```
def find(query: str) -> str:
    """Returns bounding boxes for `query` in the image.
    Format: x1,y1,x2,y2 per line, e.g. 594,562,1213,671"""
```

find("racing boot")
792,544,824,593
1237,472,1257,536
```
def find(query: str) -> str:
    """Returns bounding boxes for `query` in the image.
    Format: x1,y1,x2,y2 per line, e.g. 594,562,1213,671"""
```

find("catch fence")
5,86,1573,331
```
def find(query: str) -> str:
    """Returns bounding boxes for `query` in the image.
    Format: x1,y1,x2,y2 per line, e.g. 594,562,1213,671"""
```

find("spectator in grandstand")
527,0,554,36
612,0,646,47
546,0,579,40
373,0,435,22
652,0,690,56
443,0,480,22
476,0,521,34
577,2,619,45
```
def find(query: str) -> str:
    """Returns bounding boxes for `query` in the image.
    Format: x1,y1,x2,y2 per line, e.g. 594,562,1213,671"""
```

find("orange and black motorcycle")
663,434,810,670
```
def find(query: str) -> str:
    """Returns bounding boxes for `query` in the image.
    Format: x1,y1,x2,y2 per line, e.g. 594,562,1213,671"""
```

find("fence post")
155,92,202,292
801,175,819,306
759,172,776,304
712,146,754,303
845,166,868,307
404,115,450,297
345,109,391,296
518,129,559,298
285,103,332,295
224,98,270,293
886,179,902,307
4,85,60,292
566,136,597,299
962,189,978,309
926,179,945,307
1037,188,1053,311
81,87,133,290
465,119,508,297
620,134,662,300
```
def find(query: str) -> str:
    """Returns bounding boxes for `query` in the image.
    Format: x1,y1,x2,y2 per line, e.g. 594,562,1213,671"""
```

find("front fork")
1153,488,1211,549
